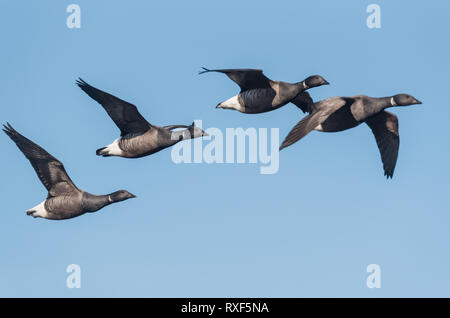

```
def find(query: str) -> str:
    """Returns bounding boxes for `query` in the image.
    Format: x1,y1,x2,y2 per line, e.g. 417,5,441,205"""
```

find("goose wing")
3,123,78,197
162,125,189,131
280,97,351,150
199,67,271,91
365,111,399,178
77,78,151,136
290,91,314,113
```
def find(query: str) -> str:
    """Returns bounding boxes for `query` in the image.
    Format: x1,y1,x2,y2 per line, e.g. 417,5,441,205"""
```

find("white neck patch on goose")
390,97,397,106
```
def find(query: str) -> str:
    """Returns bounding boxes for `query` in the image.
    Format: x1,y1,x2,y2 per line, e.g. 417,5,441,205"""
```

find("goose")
2,123,136,220
279,94,422,178
76,78,208,158
199,67,329,114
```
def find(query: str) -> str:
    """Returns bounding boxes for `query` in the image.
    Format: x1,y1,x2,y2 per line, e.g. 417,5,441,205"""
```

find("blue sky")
0,0,449,297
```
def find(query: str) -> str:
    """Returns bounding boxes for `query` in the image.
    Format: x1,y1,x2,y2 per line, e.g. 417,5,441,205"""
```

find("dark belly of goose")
240,88,278,113
318,106,360,132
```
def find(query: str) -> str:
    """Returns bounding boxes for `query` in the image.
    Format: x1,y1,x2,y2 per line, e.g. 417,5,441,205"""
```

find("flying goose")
76,78,208,158
199,67,329,114
279,94,422,178
3,123,136,220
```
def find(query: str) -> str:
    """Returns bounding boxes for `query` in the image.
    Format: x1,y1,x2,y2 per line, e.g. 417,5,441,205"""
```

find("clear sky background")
0,0,449,297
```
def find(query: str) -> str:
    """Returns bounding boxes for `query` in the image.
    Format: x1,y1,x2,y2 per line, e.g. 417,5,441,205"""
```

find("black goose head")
109,190,136,203
188,122,209,138
392,94,422,106
304,75,329,88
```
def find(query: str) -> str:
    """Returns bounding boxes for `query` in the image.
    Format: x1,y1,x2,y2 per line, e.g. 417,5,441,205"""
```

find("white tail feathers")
26,200,49,218
96,139,123,157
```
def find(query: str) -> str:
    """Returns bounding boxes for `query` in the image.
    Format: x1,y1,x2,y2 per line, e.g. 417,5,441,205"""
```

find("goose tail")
96,147,110,157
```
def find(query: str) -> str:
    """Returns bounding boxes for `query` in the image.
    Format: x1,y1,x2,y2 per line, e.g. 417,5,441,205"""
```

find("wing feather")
199,67,271,91
77,78,151,136
365,111,400,178
290,91,314,113
280,97,350,150
3,123,78,196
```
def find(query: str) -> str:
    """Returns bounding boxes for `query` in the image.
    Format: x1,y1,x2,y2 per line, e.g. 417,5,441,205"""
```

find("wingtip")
198,67,210,75
2,122,16,137
279,139,294,151
76,77,88,87
3,122,14,133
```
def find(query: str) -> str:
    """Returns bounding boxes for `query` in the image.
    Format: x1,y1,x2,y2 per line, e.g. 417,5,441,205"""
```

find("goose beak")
324,80,330,85
414,99,422,105
202,132,210,137
216,103,223,109
129,193,137,199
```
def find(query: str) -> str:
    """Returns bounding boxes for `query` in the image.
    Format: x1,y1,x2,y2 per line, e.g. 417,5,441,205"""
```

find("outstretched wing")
199,67,271,91
162,125,189,131
3,123,78,197
290,91,314,113
365,111,400,178
77,78,151,136
280,97,350,150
